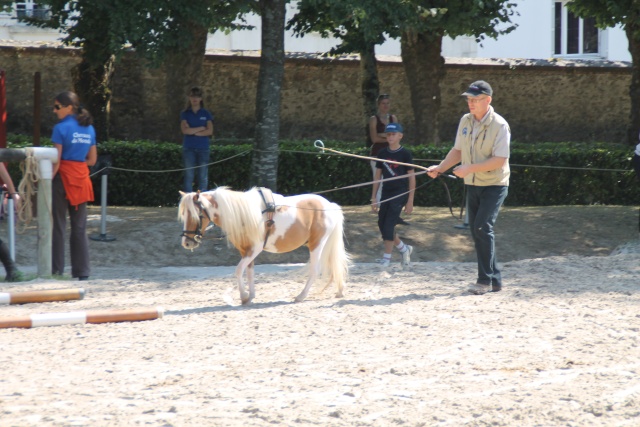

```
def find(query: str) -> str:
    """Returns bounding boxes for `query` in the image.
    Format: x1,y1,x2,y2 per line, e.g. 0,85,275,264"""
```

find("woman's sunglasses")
53,104,64,110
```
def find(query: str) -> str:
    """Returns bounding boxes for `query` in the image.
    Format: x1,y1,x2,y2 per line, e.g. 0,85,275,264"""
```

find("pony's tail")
320,206,351,297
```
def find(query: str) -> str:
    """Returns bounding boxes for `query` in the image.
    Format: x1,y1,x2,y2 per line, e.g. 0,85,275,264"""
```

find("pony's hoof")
294,296,306,303
241,298,252,305
335,292,344,298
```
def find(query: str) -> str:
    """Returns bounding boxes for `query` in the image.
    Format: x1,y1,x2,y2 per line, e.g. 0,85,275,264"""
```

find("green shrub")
507,142,637,206
3,135,638,207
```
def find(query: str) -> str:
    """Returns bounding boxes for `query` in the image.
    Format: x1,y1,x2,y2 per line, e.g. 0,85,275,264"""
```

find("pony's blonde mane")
177,192,202,226
210,187,264,249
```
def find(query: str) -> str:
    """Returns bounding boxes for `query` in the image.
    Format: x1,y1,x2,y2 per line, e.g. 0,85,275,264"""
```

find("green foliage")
0,1,13,13
566,1,640,31
91,140,254,206
394,0,519,42
290,0,519,52
277,140,372,205
289,0,398,55
506,142,638,206
4,136,638,207
21,0,253,66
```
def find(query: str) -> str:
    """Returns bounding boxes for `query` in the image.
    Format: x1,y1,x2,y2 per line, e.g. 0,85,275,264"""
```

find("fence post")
454,191,469,230
8,196,15,261
90,155,115,242
36,151,57,276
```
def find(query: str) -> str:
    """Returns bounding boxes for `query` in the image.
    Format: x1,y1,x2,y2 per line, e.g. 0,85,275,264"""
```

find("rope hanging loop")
16,147,40,229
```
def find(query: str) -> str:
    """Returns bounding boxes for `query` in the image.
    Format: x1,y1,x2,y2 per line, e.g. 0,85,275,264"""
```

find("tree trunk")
162,24,209,143
250,0,286,191
360,41,379,145
72,51,115,143
626,22,640,145
400,31,444,146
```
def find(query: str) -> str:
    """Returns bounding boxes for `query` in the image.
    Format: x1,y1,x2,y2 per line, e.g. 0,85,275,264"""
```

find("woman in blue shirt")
51,91,97,280
180,87,214,192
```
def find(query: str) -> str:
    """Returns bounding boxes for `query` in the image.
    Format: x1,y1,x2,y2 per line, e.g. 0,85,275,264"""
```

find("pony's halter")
181,199,212,244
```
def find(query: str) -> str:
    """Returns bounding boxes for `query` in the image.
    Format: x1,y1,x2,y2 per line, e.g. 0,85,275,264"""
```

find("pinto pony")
178,187,350,304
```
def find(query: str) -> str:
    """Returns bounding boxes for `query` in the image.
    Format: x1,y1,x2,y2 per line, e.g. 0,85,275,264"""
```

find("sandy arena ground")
0,204,639,426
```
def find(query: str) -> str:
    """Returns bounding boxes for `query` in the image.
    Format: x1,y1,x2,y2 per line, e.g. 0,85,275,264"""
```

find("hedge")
4,134,639,208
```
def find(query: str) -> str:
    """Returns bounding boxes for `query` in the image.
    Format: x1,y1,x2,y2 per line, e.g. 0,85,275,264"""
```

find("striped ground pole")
0,307,164,329
0,289,86,305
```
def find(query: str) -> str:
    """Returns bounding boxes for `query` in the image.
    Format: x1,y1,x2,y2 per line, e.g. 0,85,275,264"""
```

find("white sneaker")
468,283,491,295
401,245,413,267
376,258,390,267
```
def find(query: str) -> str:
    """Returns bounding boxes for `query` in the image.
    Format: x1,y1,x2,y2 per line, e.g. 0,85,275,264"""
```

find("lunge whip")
313,140,457,180
314,140,460,218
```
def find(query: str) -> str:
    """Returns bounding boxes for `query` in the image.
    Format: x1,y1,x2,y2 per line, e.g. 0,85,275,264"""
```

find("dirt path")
1,204,639,426
12,204,638,269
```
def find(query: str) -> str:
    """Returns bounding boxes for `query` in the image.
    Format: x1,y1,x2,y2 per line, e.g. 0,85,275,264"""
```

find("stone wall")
0,43,632,144
0,44,81,134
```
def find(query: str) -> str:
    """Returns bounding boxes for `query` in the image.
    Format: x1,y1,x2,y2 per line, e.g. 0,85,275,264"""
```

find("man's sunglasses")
53,104,64,110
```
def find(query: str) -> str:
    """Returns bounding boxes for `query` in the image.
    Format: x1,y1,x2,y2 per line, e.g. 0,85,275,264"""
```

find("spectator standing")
51,91,97,280
427,81,510,295
368,94,398,204
371,123,415,268
181,87,214,193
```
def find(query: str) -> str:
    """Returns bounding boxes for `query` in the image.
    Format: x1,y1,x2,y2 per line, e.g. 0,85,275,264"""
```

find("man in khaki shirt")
427,81,510,295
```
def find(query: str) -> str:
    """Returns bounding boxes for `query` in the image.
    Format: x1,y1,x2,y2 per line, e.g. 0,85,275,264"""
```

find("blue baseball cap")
385,123,404,133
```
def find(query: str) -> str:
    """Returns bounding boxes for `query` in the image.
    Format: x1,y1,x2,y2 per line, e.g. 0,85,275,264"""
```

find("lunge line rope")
313,140,457,179
313,140,459,217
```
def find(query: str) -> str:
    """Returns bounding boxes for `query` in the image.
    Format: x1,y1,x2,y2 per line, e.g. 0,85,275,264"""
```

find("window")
15,3,26,19
14,2,50,21
554,1,599,56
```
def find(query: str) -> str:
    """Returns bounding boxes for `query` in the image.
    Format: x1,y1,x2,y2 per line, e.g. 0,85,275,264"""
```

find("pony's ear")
179,191,186,197
194,192,199,202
